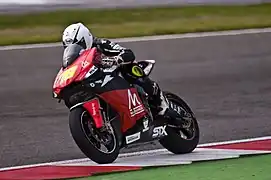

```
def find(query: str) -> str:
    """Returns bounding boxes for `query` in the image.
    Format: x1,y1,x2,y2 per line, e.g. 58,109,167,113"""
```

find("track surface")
0,32,271,168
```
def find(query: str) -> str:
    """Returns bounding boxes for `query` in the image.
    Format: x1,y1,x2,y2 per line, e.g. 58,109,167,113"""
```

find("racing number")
58,66,77,84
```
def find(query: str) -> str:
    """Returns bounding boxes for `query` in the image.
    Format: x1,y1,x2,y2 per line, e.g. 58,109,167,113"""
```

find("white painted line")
198,136,271,147
0,135,270,171
1,28,271,51
57,148,271,167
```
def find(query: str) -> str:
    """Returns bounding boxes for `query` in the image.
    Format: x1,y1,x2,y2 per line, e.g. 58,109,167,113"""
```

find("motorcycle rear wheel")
69,107,121,164
159,91,200,154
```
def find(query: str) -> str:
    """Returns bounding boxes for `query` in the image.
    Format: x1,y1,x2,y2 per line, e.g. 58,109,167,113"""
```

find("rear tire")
69,107,120,164
159,92,200,154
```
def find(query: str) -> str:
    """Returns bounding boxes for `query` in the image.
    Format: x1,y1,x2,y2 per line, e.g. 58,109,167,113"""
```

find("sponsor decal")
85,66,98,79
91,102,97,115
142,119,149,132
95,80,103,84
152,125,168,138
82,61,90,68
132,65,144,77
125,132,141,144
128,89,145,117
101,75,114,87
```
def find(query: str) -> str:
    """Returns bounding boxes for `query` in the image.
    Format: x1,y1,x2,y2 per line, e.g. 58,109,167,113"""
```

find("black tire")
159,91,200,154
69,107,120,164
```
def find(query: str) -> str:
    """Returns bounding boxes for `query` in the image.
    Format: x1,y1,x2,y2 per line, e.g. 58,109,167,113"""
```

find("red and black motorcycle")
52,44,200,164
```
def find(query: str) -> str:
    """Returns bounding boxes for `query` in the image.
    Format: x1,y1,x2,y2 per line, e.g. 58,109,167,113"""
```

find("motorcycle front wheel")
69,107,121,164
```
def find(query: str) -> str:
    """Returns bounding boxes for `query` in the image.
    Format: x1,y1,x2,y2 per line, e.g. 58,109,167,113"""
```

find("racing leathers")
92,37,184,126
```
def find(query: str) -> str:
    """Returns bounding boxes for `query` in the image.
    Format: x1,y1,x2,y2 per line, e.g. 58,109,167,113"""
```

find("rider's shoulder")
93,37,111,45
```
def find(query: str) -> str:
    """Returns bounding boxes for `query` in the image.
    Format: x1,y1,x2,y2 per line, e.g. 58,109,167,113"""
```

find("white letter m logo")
128,89,144,117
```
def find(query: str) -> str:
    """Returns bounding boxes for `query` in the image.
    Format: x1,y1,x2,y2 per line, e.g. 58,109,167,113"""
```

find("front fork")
70,98,105,129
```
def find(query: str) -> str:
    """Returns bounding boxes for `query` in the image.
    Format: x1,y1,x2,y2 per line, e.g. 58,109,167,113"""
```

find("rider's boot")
154,84,186,126
136,77,185,126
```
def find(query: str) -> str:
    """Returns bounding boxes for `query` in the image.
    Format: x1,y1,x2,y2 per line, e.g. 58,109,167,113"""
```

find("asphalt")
0,32,271,168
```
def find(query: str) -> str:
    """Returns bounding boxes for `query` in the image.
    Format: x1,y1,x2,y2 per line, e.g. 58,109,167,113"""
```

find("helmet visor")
63,37,87,50
62,44,84,68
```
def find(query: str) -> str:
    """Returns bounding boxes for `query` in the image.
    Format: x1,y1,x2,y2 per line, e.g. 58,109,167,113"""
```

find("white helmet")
62,23,94,50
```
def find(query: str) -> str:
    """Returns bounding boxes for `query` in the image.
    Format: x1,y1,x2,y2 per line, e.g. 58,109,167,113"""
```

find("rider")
62,22,184,126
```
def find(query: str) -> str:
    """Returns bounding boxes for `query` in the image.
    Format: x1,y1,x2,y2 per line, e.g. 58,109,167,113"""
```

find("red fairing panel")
53,48,98,95
74,48,100,82
83,98,104,129
100,88,147,132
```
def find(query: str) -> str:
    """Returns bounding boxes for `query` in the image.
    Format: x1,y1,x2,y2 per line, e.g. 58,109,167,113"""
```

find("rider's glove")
100,51,128,68
113,54,124,66
101,55,122,68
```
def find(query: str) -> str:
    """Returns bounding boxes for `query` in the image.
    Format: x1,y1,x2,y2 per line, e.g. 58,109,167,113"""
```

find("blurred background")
1,0,271,14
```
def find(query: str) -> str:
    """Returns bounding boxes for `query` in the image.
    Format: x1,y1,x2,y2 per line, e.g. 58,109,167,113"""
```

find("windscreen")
62,44,84,68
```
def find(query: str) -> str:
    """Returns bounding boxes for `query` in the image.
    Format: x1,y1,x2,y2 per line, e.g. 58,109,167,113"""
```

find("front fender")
70,98,104,129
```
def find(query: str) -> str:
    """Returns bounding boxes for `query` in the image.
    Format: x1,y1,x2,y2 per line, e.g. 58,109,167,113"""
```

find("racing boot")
136,77,185,126
154,85,186,126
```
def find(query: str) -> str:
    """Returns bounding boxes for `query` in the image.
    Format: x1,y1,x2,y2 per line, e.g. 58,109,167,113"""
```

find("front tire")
69,107,120,164
159,92,200,154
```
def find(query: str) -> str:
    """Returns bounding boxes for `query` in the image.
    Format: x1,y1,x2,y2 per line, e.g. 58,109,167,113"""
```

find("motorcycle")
52,44,200,164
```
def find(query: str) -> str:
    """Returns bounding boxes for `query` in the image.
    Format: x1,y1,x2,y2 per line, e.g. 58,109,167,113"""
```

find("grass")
74,154,271,180
1,3,271,46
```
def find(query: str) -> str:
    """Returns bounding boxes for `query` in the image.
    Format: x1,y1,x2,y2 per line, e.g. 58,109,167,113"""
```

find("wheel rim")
80,111,117,154
167,97,197,141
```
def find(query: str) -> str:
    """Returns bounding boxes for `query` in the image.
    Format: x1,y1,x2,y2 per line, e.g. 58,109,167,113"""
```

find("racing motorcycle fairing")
53,47,99,96
99,87,147,133
121,115,169,147
53,47,157,139
69,86,148,133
